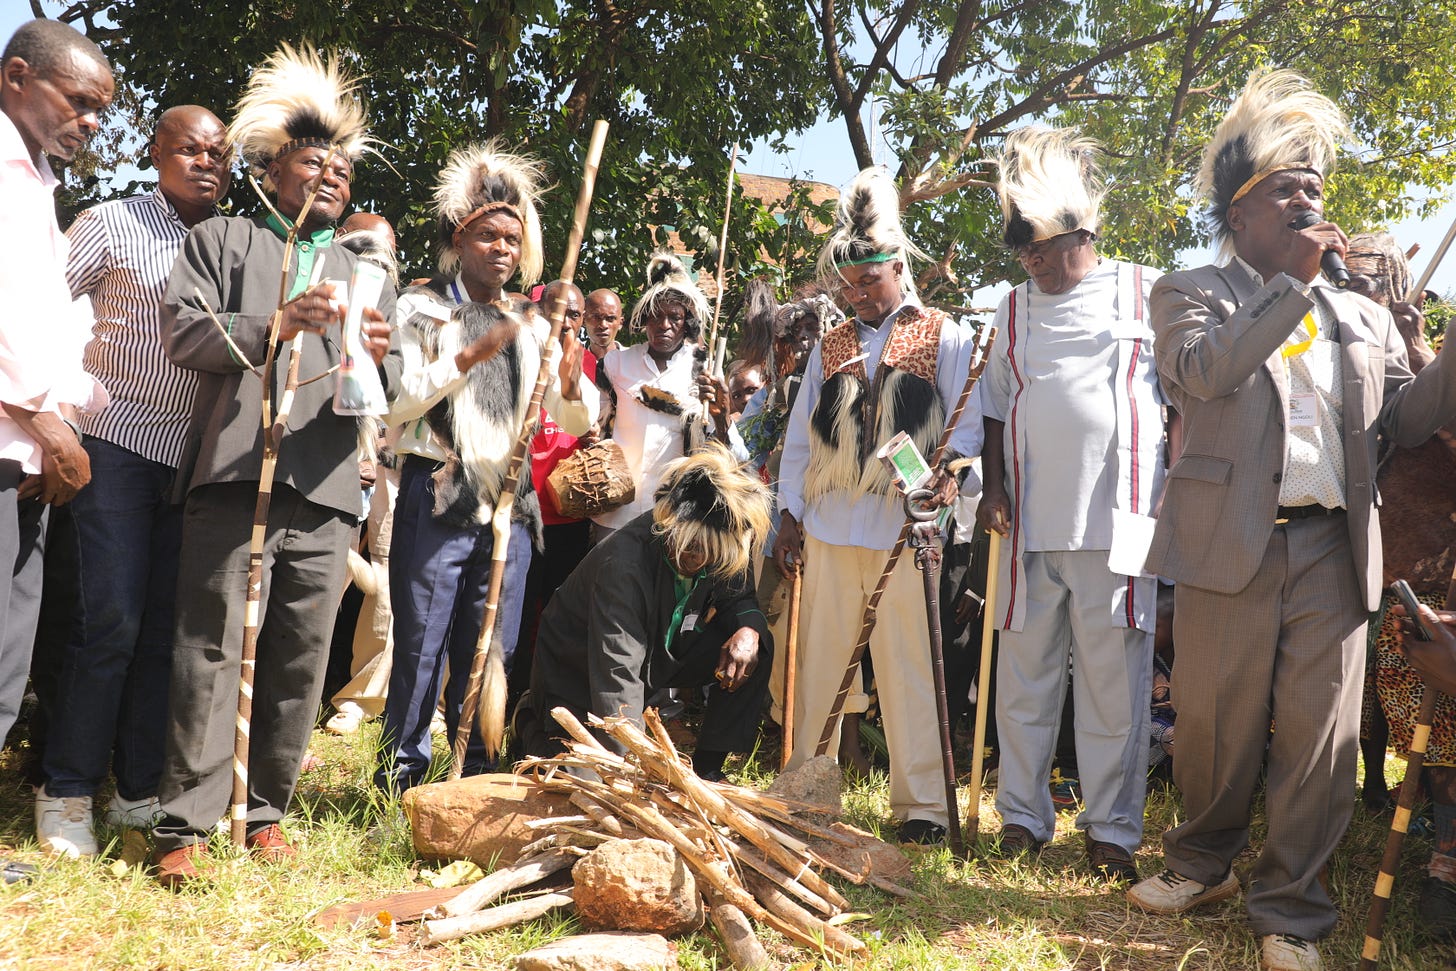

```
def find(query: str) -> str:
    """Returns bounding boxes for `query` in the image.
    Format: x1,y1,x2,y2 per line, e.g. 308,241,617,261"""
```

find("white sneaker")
1261,934,1322,971
326,702,365,736
34,786,97,858
102,793,162,830
1127,868,1240,914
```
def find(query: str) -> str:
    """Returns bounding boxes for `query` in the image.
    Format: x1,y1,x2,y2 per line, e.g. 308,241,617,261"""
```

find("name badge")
1289,393,1320,428
681,613,698,633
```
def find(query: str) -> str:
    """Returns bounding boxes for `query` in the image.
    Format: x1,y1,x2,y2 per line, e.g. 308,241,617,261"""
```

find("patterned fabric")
1374,590,1456,766
819,306,945,384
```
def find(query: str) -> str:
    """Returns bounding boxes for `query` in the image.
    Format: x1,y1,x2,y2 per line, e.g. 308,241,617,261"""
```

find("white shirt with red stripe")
981,259,1166,632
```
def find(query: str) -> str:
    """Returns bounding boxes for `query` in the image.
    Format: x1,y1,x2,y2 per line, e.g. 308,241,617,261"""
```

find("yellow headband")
1229,163,1317,205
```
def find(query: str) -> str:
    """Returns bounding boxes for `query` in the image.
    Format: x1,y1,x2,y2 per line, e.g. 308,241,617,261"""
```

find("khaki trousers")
788,534,948,825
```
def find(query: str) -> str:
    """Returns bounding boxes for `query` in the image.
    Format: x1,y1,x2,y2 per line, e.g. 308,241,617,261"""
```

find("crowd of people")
8,17,1456,971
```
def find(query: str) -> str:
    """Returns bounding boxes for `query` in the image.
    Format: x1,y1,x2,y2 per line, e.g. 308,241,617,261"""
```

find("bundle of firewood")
417,706,911,964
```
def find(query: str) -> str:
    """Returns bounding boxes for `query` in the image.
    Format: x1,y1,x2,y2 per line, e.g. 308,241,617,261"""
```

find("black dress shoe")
897,818,947,845
991,823,1044,857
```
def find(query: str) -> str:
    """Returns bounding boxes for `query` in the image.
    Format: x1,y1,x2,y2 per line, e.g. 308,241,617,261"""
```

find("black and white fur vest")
401,281,545,550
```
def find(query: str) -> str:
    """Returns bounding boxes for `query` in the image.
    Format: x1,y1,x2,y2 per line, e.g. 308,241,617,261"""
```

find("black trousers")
524,610,773,759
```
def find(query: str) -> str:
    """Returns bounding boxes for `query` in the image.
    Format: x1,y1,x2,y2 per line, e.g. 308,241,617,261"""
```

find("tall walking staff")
217,46,376,846
452,120,610,777
1360,579,1448,970
814,323,997,756
905,488,964,857
965,529,1001,839
780,568,802,771
707,143,739,357
1408,206,1456,301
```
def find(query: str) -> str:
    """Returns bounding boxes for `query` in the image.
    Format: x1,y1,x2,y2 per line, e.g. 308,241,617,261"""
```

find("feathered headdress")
996,126,1104,249
816,167,923,293
628,252,709,338
1346,232,1412,308
1197,68,1353,246
228,44,374,192
652,443,772,581
432,141,545,284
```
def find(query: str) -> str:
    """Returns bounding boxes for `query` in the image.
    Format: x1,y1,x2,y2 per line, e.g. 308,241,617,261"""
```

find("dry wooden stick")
815,323,998,755
437,849,577,919
453,119,611,773
420,890,574,945
230,147,338,846
706,142,740,355
707,890,771,971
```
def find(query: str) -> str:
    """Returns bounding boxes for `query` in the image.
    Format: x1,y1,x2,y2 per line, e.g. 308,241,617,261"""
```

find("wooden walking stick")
230,151,341,846
965,528,1001,839
451,119,610,777
906,489,964,856
780,566,802,772
707,142,739,355
1360,579,1448,969
1409,206,1456,301
814,323,997,756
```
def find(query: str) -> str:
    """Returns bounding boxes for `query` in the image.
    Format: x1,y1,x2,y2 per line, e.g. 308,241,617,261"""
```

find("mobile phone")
1391,579,1433,642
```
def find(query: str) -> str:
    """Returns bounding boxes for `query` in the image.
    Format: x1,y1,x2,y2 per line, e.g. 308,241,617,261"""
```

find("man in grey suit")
1126,70,1456,971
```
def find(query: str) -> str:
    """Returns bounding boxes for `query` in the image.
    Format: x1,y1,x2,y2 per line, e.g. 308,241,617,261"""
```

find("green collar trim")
266,212,337,302
264,211,336,250
835,252,897,269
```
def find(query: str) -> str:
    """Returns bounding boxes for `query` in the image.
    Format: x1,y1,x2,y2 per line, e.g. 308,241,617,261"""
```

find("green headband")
834,252,898,269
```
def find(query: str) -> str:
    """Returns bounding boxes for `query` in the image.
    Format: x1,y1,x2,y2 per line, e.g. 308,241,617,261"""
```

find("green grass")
0,722,1449,970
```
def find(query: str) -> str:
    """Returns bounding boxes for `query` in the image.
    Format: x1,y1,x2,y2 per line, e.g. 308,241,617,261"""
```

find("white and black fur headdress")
628,252,708,337
652,443,772,581
228,44,374,192
996,126,1104,249
432,141,545,285
1197,68,1353,248
816,167,923,294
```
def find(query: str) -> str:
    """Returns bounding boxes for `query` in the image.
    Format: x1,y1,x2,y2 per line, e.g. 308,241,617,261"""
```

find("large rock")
515,932,675,971
767,754,842,814
572,837,703,934
402,773,573,867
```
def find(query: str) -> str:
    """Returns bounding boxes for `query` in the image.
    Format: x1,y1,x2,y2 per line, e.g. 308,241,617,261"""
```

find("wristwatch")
59,415,83,440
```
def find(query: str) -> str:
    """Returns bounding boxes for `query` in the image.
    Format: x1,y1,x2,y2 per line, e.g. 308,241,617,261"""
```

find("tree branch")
814,0,874,170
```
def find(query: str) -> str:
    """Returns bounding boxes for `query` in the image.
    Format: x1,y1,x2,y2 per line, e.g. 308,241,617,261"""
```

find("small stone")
572,838,702,934
401,773,573,867
515,931,675,971
768,754,842,813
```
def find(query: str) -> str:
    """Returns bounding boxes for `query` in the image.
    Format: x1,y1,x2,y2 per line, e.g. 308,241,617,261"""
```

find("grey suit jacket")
1146,262,1456,610
162,215,404,518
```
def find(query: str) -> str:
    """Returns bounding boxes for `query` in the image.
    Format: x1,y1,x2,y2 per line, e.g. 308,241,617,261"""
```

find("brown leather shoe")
245,824,296,862
992,823,1044,858
1086,837,1138,884
153,843,208,889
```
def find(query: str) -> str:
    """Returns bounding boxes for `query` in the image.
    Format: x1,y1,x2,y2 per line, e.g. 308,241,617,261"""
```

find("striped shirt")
66,189,203,467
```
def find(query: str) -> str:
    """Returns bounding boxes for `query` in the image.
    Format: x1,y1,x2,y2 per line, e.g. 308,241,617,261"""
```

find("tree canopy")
29,0,1456,318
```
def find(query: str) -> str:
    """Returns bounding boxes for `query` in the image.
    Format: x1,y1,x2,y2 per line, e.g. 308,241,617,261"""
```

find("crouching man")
519,444,772,780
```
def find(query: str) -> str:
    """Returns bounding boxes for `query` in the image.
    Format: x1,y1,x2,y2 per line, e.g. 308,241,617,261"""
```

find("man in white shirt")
978,127,1166,884
0,17,112,884
773,167,981,845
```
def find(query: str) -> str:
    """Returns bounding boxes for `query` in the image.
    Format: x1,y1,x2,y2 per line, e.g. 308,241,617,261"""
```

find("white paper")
1107,509,1157,578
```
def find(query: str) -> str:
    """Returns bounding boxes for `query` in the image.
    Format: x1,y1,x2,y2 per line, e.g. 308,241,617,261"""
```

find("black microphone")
1288,210,1350,288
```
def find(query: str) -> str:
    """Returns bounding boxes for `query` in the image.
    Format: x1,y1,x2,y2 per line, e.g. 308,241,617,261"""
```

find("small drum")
546,440,636,519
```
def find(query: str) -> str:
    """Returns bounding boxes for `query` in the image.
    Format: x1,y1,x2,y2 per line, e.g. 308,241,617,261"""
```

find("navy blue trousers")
44,438,182,799
375,456,531,791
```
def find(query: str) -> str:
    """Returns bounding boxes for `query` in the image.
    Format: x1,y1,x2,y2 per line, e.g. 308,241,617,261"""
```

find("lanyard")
1281,312,1318,360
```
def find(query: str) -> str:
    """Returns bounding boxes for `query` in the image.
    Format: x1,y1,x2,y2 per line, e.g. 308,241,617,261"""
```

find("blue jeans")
43,438,182,800
375,456,531,791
